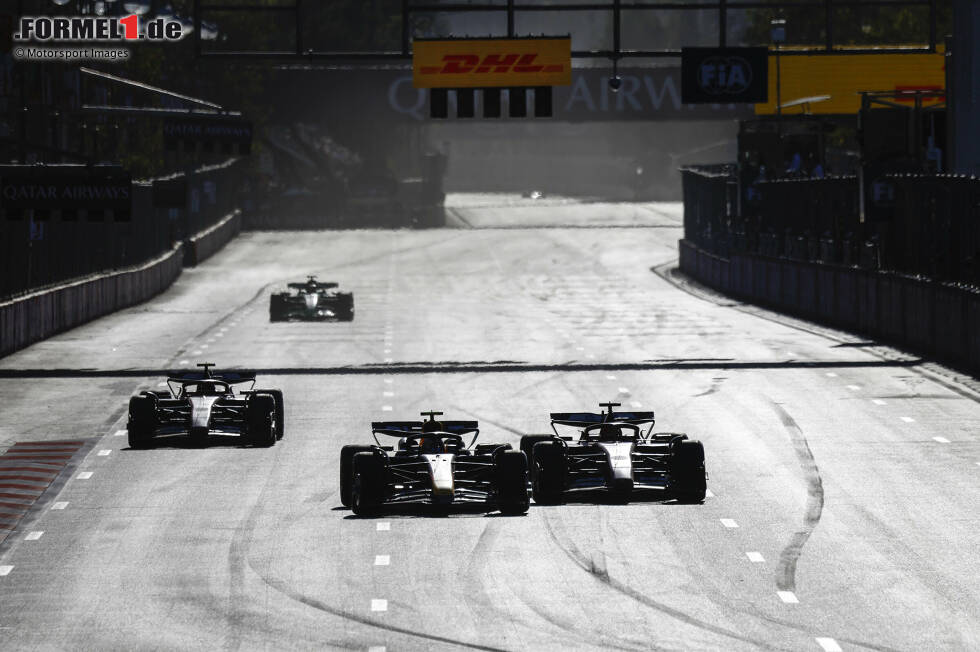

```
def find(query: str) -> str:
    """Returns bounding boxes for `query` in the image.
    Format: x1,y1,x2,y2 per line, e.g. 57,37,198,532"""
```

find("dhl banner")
756,50,945,115
413,38,571,89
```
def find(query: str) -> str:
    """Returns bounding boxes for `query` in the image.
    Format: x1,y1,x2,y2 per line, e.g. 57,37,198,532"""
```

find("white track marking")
720,518,738,528
933,437,951,443
78,472,93,480
219,327,228,332
113,430,126,437
374,555,390,566
214,332,224,338
384,358,393,364
587,354,596,359
704,489,714,498
97,450,111,456
178,360,189,365
630,401,642,408
815,637,842,652
786,351,797,357
383,378,393,384
846,385,861,391
376,522,390,531
746,551,765,563
25,532,43,541
383,349,391,355
575,347,584,352
382,406,392,412
368,647,387,652
825,372,837,377
370,599,388,612
617,387,630,394
201,344,209,349
606,375,616,380
0,566,12,576
192,350,202,356
778,591,799,604
900,416,915,423
872,399,887,405
51,502,68,510
383,391,394,397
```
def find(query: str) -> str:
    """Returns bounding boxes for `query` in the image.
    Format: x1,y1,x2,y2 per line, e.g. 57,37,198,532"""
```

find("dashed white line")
383,378,393,384
815,637,842,652
383,391,394,397
370,599,388,612
97,450,111,457
900,416,915,423
382,406,393,412
376,522,390,531
368,646,387,652
720,518,738,528
704,489,714,498
746,551,765,563
872,399,887,405
575,347,585,352
214,333,224,338
777,591,799,604
78,472,93,480
825,372,838,378
846,385,861,391
630,401,642,408
0,566,12,576
201,344,209,349
383,349,391,355
178,360,189,365
933,437,951,443
25,531,43,541
374,555,390,566
192,350,203,356
606,375,617,380
786,351,797,357
617,387,630,394
113,430,126,437
51,502,68,510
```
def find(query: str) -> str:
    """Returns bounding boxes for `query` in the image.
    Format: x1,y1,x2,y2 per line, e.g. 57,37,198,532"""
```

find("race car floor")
0,195,978,651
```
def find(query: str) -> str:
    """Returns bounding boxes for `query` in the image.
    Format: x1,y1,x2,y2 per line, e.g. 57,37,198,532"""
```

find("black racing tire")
259,389,285,440
269,295,287,322
337,295,354,322
669,439,706,503
127,395,157,449
351,452,386,516
494,450,530,515
340,445,375,507
246,395,277,447
519,435,553,476
532,441,567,505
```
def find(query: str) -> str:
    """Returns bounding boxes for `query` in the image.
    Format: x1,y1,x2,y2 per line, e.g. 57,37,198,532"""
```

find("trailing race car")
519,402,706,504
269,276,354,322
127,363,284,449
339,411,529,516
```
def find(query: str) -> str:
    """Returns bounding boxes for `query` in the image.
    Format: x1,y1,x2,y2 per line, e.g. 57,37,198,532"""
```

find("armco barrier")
184,210,241,267
0,243,183,358
678,239,980,375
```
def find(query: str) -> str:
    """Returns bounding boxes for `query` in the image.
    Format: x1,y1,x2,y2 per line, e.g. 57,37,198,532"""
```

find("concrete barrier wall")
678,239,980,374
0,244,184,358
184,210,241,267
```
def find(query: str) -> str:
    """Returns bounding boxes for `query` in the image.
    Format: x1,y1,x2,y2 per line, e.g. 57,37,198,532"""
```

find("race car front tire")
269,295,288,322
246,395,277,447
494,450,530,515
127,395,157,450
519,435,553,477
669,440,707,503
257,389,285,440
532,441,567,504
351,452,385,516
340,445,375,507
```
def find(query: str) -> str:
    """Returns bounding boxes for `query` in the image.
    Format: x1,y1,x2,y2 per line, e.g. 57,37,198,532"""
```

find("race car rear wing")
167,371,257,384
371,421,479,436
550,412,655,426
288,282,338,290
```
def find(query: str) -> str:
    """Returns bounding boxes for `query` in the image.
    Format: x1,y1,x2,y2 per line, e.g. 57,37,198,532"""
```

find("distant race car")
339,411,529,516
519,402,706,504
127,363,284,449
269,276,354,322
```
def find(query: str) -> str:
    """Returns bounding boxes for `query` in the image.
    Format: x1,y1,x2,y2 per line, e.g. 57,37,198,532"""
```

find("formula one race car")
339,411,529,516
269,276,354,322
519,402,706,504
127,363,284,449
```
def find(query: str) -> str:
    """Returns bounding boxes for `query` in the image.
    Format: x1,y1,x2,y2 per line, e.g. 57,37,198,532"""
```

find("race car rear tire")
246,395,277,447
258,389,285,440
127,395,157,449
669,439,706,503
351,452,385,516
520,435,553,476
532,441,567,504
269,295,287,322
340,445,375,507
336,295,354,322
494,450,530,515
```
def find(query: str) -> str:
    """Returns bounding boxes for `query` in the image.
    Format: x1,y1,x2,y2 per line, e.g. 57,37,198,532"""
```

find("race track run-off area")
1,196,978,651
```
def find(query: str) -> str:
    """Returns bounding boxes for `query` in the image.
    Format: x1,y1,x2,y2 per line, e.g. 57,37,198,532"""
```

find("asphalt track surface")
1,195,979,651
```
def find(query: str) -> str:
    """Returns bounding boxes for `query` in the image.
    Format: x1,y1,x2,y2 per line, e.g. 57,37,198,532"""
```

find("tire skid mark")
540,510,774,649
770,402,824,594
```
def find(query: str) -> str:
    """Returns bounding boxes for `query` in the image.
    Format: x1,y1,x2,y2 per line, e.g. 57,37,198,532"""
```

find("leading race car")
339,411,529,516
519,402,706,504
269,276,354,322
127,363,284,449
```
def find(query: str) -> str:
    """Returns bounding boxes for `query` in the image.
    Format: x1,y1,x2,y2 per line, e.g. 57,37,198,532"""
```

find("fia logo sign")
697,57,752,95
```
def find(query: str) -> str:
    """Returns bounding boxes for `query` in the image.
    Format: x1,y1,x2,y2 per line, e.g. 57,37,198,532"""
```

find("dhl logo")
413,38,571,89
420,54,564,76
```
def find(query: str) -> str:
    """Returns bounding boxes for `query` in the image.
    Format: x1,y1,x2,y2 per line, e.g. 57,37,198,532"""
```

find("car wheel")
340,445,374,507
532,441,566,504
246,395,277,447
669,439,706,503
260,389,285,440
494,450,529,515
519,435,552,478
127,395,157,449
351,452,385,516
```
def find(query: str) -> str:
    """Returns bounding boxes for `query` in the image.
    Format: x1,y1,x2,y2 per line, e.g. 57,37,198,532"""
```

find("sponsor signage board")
413,37,571,89
0,166,131,211
163,117,253,151
681,47,769,104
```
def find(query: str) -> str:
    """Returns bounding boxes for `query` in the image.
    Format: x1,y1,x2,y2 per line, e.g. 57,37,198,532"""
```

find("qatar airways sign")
0,168,132,210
